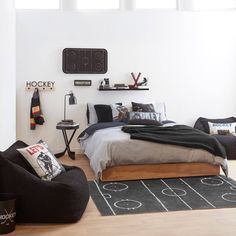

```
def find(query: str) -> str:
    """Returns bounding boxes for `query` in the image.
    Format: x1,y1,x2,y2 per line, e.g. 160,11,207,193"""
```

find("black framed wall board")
63,48,108,74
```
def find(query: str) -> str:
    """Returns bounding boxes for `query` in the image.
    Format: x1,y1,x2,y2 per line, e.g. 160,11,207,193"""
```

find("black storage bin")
0,193,16,234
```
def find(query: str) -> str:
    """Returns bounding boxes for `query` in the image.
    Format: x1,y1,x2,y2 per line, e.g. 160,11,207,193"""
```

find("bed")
78,123,228,182
78,102,228,182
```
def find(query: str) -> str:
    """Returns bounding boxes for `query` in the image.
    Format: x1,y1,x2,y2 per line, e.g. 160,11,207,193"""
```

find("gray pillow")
131,102,155,112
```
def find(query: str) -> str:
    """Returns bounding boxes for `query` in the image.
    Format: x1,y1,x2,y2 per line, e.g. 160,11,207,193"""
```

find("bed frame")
100,162,220,182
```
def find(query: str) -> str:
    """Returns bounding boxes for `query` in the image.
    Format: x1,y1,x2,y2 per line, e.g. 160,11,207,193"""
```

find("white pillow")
17,143,65,180
208,122,236,135
155,102,167,122
87,103,98,125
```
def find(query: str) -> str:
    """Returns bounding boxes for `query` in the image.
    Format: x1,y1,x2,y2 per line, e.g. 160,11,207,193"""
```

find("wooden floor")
12,155,236,236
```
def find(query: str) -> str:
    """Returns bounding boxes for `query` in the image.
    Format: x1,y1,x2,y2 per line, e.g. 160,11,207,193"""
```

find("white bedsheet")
79,126,228,179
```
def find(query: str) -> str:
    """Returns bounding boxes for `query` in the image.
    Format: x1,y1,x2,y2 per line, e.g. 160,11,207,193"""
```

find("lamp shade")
69,93,77,105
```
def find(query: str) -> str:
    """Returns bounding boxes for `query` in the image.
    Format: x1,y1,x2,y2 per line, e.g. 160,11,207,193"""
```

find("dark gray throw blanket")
122,125,227,159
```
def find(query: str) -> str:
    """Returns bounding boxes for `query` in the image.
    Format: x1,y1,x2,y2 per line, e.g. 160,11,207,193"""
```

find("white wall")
16,10,236,153
0,0,16,151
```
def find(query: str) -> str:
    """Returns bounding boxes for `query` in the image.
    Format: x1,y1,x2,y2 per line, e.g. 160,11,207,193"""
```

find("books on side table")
56,121,79,128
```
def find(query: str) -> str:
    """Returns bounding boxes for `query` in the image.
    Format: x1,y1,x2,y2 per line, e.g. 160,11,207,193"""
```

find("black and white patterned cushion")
128,111,161,125
208,122,236,135
111,103,129,123
17,142,65,180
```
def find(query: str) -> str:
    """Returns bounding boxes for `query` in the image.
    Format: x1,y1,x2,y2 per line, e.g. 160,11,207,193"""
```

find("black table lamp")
62,91,77,123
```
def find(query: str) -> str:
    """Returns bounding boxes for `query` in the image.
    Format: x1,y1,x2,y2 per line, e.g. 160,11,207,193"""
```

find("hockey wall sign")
26,81,55,91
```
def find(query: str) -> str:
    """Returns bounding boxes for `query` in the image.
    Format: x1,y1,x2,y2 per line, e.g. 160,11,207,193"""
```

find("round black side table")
55,122,80,160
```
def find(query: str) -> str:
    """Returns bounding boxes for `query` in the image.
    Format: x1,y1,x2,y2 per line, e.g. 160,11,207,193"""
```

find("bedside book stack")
56,121,78,128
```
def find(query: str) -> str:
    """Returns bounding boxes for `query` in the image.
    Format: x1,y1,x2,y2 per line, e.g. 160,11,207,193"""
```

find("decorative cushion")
94,104,113,123
132,102,155,112
208,122,236,135
17,143,65,180
128,112,162,125
194,117,236,134
111,103,122,120
87,102,167,124
87,103,124,124
131,102,167,121
111,103,129,123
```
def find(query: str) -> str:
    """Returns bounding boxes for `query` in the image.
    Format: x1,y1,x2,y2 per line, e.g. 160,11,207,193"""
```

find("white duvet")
79,126,228,179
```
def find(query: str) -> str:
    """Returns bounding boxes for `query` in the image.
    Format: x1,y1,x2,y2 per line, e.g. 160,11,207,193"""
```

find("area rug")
89,175,236,216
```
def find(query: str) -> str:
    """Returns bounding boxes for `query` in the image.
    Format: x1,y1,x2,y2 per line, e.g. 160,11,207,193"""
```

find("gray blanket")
122,125,227,159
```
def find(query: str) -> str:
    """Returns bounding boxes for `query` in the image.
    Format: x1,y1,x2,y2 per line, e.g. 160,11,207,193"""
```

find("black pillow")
94,105,113,123
132,102,155,112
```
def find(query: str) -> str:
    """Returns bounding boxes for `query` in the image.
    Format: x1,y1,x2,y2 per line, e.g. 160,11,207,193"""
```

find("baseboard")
74,147,84,154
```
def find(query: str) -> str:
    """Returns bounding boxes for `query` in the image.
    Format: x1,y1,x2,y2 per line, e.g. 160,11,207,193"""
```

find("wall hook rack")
25,81,55,91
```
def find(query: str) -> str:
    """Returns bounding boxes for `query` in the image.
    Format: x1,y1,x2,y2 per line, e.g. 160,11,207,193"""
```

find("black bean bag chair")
194,117,236,160
0,141,89,223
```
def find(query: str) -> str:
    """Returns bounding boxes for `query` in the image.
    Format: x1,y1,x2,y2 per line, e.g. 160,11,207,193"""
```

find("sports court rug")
89,175,236,216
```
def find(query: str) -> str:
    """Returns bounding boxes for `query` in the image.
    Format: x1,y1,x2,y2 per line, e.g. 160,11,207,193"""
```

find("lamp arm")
64,94,69,121
63,91,75,122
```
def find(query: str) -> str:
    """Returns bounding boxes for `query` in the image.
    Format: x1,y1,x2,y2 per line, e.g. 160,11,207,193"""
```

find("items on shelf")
138,77,148,86
114,83,128,89
131,72,142,88
99,78,111,90
98,73,149,90
130,72,148,87
103,78,110,89
99,86,149,91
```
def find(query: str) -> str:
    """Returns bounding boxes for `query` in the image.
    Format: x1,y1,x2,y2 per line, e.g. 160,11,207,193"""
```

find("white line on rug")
179,178,216,208
218,175,236,188
93,180,116,216
160,179,192,210
140,180,168,212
